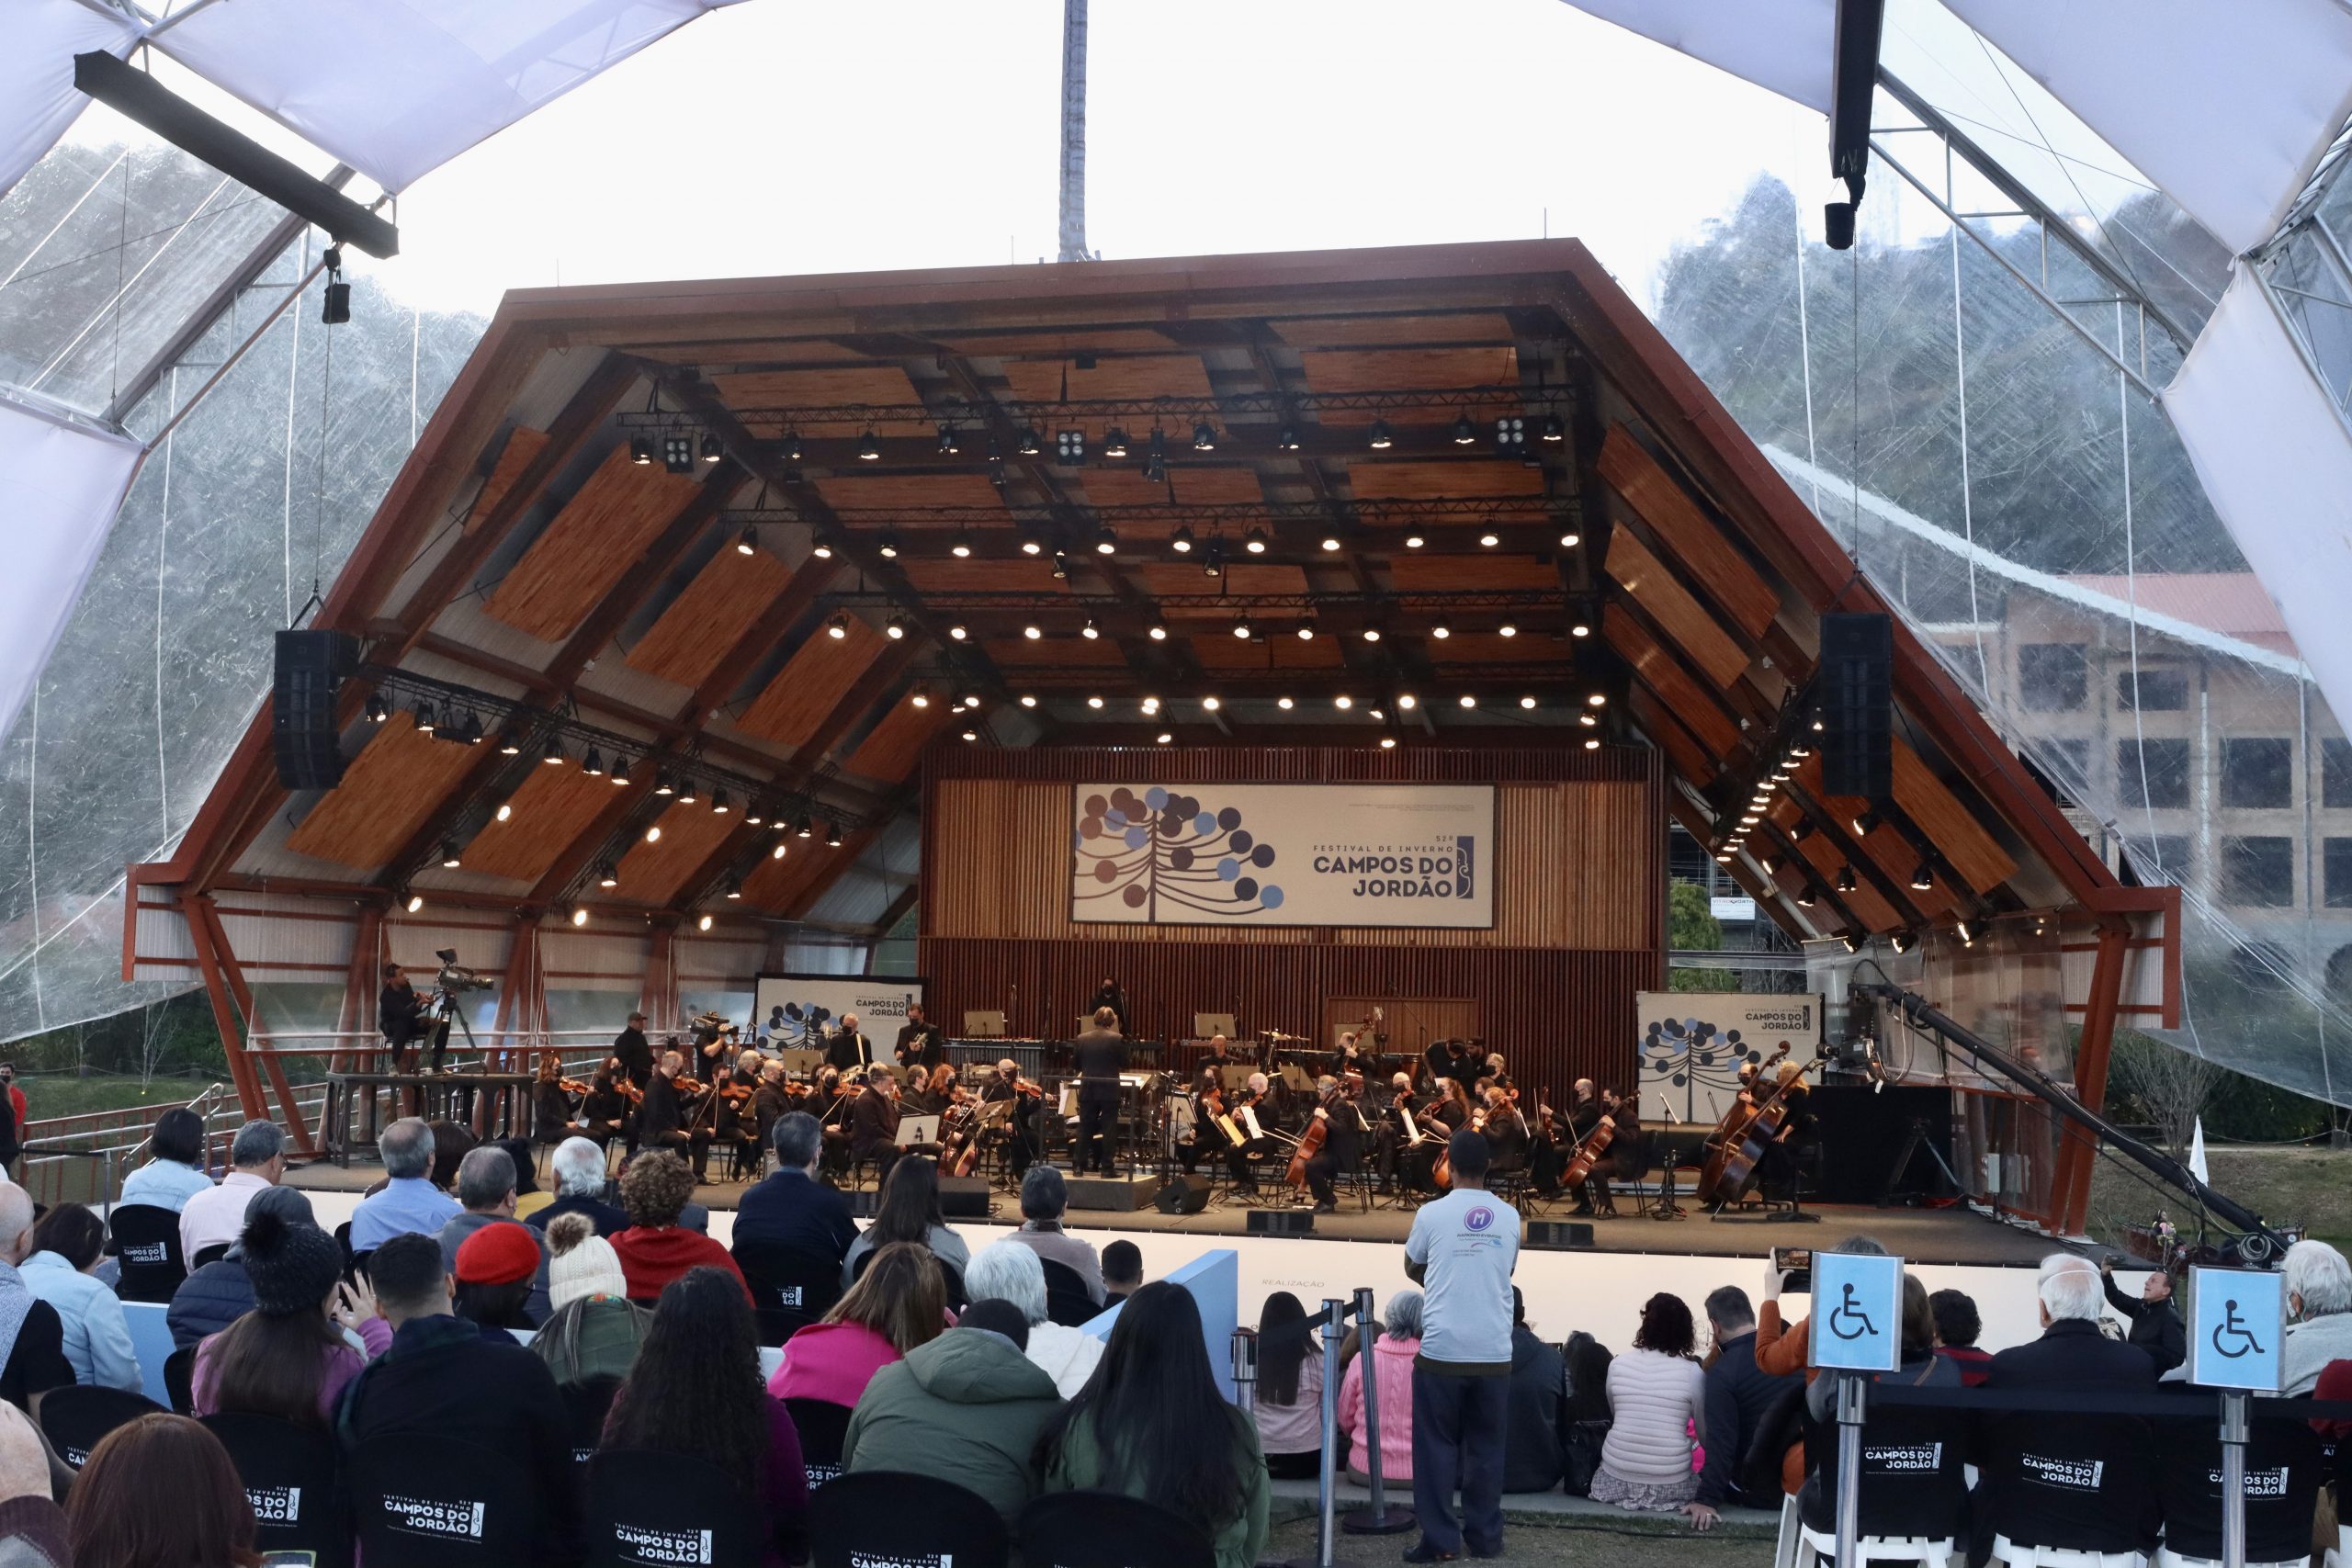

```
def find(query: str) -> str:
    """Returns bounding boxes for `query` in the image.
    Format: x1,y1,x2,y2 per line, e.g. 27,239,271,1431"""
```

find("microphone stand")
1648,1091,1686,1221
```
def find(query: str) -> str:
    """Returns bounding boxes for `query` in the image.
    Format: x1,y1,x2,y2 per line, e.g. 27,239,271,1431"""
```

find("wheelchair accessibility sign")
1809,1251,1904,1372
2187,1266,2284,1392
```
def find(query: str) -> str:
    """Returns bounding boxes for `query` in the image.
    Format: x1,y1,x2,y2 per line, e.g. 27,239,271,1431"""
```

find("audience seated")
964,1239,1102,1398
602,1266,808,1568
533,1212,648,1387
840,1296,1062,1525
527,1136,628,1237
19,1204,138,1393
454,1222,541,1332
0,1185,74,1411
1562,1330,1611,1422
732,1114,855,1275
1591,1292,1707,1518
499,1136,553,1220
1251,1292,1324,1482
0,1401,65,1567
1337,1290,1419,1487
2281,1238,2352,1395
116,1108,211,1213
1928,1288,1992,1386
426,1118,478,1191
770,1241,944,1406
167,1185,317,1350
334,1232,581,1565
1039,1281,1270,1568
439,1145,550,1323
194,1203,384,1423
1693,1283,1799,1519
612,1151,750,1303
347,1118,461,1251
1008,1167,1105,1307
176,1120,284,1264
1503,1287,1565,1495
1987,1255,2156,1393
1102,1239,1143,1304
65,1414,258,1568
842,1156,970,1286
1804,1275,1955,1428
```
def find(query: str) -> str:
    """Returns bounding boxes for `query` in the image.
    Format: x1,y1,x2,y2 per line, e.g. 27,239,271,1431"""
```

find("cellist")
1297,1073,1365,1213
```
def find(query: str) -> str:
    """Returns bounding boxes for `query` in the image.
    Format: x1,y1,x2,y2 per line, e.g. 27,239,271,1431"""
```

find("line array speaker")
271,629,358,790
1818,612,1892,800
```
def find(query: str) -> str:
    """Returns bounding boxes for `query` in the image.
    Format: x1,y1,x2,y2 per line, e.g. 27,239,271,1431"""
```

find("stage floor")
285,1157,2067,1268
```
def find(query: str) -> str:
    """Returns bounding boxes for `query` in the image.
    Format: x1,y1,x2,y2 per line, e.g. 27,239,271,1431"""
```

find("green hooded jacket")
841,1326,1063,1522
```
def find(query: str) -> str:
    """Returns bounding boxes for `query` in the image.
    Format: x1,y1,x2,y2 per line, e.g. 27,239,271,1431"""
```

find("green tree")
1668,880,1736,993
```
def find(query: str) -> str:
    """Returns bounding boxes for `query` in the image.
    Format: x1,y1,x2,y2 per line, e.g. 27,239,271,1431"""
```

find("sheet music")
1397,1104,1423,1145
1240,1103,1263,1141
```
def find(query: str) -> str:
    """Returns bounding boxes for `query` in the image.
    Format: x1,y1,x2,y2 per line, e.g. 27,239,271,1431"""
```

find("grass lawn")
14,1073,225,1127
2085,1144,2352,1251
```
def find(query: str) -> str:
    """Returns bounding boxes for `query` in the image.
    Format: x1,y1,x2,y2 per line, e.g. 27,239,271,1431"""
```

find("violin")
673,1075,707,1096
557,1077,592,1096
613,1079,644,1105
718,1079,756,1102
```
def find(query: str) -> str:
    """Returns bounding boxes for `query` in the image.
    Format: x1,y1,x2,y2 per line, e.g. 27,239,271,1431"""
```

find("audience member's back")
841,1300,1061,1522
1986,1257,2157,1392
734,1113,855,1268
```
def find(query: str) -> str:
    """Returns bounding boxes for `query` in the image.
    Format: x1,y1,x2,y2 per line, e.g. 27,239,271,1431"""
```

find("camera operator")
379,963,425,1071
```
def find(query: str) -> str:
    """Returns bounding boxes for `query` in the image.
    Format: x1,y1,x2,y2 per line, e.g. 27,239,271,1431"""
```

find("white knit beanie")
546,1211,627,1309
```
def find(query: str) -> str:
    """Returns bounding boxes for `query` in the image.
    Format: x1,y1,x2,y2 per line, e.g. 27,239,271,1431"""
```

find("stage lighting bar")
712,384,1572,431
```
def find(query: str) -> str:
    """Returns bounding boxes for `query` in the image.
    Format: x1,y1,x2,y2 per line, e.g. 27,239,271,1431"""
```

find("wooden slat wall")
842,694,952,784
918,746,1665,1092
737,616,888,747
1603,528,1749,688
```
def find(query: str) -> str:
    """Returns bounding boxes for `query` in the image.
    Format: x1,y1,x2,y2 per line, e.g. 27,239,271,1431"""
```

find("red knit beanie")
455,1223,539,1286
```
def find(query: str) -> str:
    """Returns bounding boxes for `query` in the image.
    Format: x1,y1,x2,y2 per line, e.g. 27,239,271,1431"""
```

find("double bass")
1697,1050,1809,1206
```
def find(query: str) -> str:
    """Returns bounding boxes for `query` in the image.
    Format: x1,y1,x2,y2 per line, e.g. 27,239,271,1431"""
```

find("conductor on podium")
1071,1005,1127,1176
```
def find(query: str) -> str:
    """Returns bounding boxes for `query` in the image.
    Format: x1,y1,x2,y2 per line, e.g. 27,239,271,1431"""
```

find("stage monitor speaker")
1154,1176,1212,1215
1818,612,1892,800
1246,1210,1314,1236
849,1190,878,1219
1526,1220,1595,1250
937,1177,991,1218
272,628,358,790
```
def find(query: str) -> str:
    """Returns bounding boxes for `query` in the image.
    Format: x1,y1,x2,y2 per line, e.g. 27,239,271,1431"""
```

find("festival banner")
1069,783,1495,929
752,972,926,1050
1634,991,1826,1125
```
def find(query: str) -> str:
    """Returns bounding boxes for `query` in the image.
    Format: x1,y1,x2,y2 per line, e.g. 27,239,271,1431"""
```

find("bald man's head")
0,1186,34,1264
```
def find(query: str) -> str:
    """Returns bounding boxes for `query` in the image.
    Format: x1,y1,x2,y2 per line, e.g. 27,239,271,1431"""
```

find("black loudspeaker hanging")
272,629,358,789
1818,612,1893,800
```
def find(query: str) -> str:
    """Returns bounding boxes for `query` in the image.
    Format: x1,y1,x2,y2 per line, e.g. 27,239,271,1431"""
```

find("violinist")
1177,1077,1229,1177
1481,1083,1532,1179
1530,1092,1569,1198
1300,1073,1366,1213
639,1050,712,1182
575,1063,632,1152
717,1049,764,1179
902,1065,943,1117
531,1051,581,1145
939,1080,981,1176
752,1059,796,1151
813,1066,854,1176
982,1058,1041,1180
1224,1074,1278,1194
847,1070,902,1183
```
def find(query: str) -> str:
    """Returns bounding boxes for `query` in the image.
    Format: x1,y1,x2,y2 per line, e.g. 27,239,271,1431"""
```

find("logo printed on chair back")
2018,1454,2104,1491
2202,1465,2290,1498
611,1523,713,1564
1864,1441,1941,1473
382,1493,487,1539
846,1554,950,1568
777,1284,804,1308
120,1242,167,1266
805,1462,841,1488
61,1448,88,1469
247,1485,302,1525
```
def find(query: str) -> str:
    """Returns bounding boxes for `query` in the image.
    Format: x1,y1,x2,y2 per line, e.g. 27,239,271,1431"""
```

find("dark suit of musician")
577,1075,630,1152
826,1015,876,1072
848,1077,902,1182
1302,1079,1367,1210
639,1055,711,1180
1070,1009,1127,1176
610,1019,654,1089
895,1009,944,1069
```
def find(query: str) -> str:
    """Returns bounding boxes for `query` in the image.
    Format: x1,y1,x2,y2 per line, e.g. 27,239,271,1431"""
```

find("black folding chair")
1796,1403,1969,1558
810,1470,1006,1568
1039,1258,1099,1326
2154,1409,2324,1566
164,1345,198,1415
107,1203,187,1303
731,1236,844,1321
754,1306,818,1347
38,1385,164,1469
783,1396,853,1489
189,1242,231,1270
349,1436,543,1567
1976,1409,2159,1563
561,1374,622,1466
584,1450,762,1568
1019,1491,1215,1568
202,1411,351,1568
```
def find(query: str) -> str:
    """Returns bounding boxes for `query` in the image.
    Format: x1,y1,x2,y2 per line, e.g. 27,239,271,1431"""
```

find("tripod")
1647,1129,1687,1220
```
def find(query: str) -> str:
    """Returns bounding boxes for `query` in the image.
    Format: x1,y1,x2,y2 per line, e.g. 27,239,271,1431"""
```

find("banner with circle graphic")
1069,783,1496,928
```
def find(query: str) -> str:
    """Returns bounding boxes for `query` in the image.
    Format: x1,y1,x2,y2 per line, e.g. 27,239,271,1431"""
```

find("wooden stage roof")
130,239,2165,957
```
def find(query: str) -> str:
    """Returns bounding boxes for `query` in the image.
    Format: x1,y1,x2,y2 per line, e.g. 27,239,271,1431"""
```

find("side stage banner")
752,972,925,1051
1635,992,1826,1125
1070,783,1495,928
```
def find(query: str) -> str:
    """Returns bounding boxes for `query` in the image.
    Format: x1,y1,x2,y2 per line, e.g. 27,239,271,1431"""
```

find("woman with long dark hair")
602,1266,807,1566
67,1414,260,1568
1250,1292,1322,1481
1591,1292,1708,1519
842,1156,969,1287
194,1209,385,1426
1039,1282,1269,1568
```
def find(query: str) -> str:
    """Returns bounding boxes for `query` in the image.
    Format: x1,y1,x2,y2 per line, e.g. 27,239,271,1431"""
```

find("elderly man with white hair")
1984,1253,2157,1392
2280,1237,2352,1395
526,1136,627,1237
964,1237,1103,1398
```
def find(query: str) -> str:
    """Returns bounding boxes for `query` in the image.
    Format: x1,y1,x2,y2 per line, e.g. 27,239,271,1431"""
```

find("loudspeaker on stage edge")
1526,1220,1595,1249
1154,1176,1212,1215
937,1176,991,1218
1246,1210,1314,1236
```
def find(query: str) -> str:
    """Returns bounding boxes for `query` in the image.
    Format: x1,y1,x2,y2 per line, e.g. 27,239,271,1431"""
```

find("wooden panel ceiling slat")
613,800,741,906
1894,740,2018,892
1128,563,1308,599
712,366,925,433
896,558,1071,595
483,445,703,643
1386,556,1561,592
741,829,869,913
1603,527,1749,689
736,616,890,747
459,764,633,884
284,716,482,870
1423,632,1570,664
1793,827,1901,932
1001,355,1214,406
1628,687,1715,790
812,473,1009,513
932,328,1177,356
466,427,551,534
626,546,796,691
1298,347,1518,393
1803,760,1961,919
983,637,1130,669
1347,462,1545,501
1270,313,1517,347
1599,425,1778,640
1189,634,1347,670
1604,604,1738,757
842,694,951,784
1080,467,1264,508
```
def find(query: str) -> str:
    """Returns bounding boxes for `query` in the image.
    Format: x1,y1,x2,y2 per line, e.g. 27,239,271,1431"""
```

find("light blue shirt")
350,1177,463,1252
1404,1186,1520,1365
18,1251,142,1392
117,1158,212,1213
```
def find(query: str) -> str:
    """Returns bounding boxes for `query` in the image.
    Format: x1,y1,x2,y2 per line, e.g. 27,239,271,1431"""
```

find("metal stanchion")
2219,1388,2248,1568
1284,1298,1357,1568
1231,1327,1258,1416
1341,1288,1412,1534
1833,1372,1864,1568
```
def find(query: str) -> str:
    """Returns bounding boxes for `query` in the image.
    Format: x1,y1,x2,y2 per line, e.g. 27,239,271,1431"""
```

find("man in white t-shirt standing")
1402,1127,1521,1562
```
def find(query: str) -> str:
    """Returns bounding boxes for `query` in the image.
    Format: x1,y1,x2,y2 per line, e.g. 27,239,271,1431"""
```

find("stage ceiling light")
1380,737,1397,750
825,822,842,847
1170,525,1194,554
413,700,437,734
1321,535,1341,552
1232,617,1252,640
876,531,901,560
745,801,766,825
1157,732,1173,744
962,694,981,709
1796,884,1817,908
364,693,387,723
438,840,461,869
1334,694,1352,710
697,912,713,931
1495,414,1525,454
457,711,483,745
1398,694,1417,710
1458,694,1476,709
772,841,788,859
1296,624,1315,641
582,747,605,777
1094,526,1117,555
1911,863,1934,891
947,624,968,640
1191,422,1216,451
961,728,978,742
826,613,849,640
784,432,804,461
736,524,758,556
1368,421,1394,450
1520,695,1536,709
1020,531,1045,557
700,433,723,465
951,528,974,559
1277,695,1294,710
629,437,653,466
910,688,930,708
676,779,699,805
540,736,563,765
1087,695,1104,709
795,816,813,839
1452,412,1477,446
570,907,589,927
888,615,910,641
1541,413,1566,443
1057,430,1085,462
1404,532,1425,548
1498,623,1517,637
597,863,618,888
711,789,731,816
857,430,881,461
1890,931,1915,954
1852,809,1881,836
1586,692,1607,707
653,769,675,795
1148,620,1169,641
938,424,960,455
494,803,514,823
1024,623,1044,640
1103,427,1131,457
1583,737,1600,750
810,536,834,559
1430,624,1450,639
1278,425,1302,452
1018,427,1043,456
1478,532,1500,548
726,879,743,900
1019,694,1037,707
1837,864,1859,894
1080,618,1101,640
1362,627,1381,643
1243,527,1269,555
1203,695,1222,712
1560,530,1581,548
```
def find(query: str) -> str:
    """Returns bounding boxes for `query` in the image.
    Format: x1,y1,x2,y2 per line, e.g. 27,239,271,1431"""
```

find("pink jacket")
1337,1334,1419,1481
768,1320,900,1408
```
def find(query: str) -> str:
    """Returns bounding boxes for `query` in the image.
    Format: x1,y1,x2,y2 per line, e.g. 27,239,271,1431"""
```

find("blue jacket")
1697,1327,1801,1506
166,1258,256,1350
18,1253,141,1392
732,1168,855,1267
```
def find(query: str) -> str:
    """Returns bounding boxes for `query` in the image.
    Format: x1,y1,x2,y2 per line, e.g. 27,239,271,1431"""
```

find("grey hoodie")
840,1326,1064,1521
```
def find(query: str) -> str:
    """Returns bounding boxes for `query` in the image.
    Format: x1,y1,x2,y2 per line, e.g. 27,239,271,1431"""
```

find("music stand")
1193,1012,1237,1040
1277,1063,1314,1091
893,1114,940,1149
962,1010,1006,1038
777,1048,825,1078
1218,1065,1255,1094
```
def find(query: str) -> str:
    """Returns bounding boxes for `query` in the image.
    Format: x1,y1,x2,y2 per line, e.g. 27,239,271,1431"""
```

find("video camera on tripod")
416,948,492,1072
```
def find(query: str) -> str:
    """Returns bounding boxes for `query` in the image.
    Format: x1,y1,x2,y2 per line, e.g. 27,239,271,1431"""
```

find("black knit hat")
241,1208,341,1316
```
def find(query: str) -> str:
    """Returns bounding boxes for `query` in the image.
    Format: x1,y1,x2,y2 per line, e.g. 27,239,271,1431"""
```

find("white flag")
2188,1117,2211,1184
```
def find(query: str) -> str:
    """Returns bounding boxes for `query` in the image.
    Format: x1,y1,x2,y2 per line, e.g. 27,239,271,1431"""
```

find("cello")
1560,1089,1621,1190
1698,1054,1810,1206
1285,1106,1329,1191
